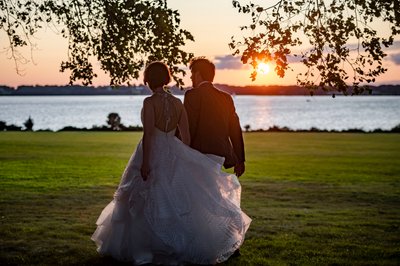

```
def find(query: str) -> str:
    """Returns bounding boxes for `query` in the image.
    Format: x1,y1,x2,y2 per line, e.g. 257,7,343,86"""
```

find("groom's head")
189,57,215,87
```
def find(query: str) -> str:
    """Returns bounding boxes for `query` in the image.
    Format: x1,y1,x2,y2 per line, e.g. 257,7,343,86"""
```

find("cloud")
215,54,303,69
214,55,245,70
390,53,400,65
386,40,400,51
286,54,303,63
213,41,400,69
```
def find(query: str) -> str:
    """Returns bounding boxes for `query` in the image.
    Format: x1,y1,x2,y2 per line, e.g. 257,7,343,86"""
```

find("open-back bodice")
141,91,183,133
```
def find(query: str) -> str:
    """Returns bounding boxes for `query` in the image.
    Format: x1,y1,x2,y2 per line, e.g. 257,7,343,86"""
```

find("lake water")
1,95,399,131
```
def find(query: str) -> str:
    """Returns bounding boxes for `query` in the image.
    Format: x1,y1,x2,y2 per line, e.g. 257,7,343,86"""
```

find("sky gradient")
1,0,400,87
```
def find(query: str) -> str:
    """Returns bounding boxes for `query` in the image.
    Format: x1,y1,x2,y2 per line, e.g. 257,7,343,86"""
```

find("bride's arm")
141,97,155,181
178,107,191,146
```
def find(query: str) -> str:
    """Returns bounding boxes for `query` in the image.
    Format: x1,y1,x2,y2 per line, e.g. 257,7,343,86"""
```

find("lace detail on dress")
154,91,181,133
159,91,171,132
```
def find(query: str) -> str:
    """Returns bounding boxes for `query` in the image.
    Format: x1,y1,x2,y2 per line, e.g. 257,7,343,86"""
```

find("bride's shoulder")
143,96,152,103
143,95,157,107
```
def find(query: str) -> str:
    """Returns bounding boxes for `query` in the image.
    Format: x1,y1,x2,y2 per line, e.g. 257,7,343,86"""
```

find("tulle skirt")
91,129,251,265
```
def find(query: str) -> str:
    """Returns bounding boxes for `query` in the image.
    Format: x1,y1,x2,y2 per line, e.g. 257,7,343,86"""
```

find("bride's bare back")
141,90,190,176
151,92,183,132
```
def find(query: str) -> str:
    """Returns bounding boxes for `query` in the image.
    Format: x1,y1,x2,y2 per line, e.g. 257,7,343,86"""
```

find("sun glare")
257,62,271,75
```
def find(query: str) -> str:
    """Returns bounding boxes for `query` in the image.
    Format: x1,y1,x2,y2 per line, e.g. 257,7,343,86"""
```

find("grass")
0,132,399,265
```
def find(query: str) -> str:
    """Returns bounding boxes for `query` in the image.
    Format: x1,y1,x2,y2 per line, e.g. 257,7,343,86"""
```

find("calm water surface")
1,95,399,131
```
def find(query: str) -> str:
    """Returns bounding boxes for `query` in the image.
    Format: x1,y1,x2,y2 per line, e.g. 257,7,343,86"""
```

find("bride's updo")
143,61,171,91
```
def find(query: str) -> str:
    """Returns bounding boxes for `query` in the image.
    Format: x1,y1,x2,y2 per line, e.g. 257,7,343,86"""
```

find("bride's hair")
144,61,171,90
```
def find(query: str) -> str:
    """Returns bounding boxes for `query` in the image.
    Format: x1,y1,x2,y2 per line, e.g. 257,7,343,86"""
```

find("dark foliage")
230,0,400,95
0,0,194,87
23,116,34,131
389,123,400,133
107,112,122,131
0,121,22,131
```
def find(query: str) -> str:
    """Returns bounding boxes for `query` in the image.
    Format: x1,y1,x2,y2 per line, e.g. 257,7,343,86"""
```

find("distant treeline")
1,113,400,133
1,84,400,96
244,125,400,133
0,113,143,132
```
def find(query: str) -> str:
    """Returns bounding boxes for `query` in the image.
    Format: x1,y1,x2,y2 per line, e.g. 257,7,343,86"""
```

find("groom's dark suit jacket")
184,82,245,168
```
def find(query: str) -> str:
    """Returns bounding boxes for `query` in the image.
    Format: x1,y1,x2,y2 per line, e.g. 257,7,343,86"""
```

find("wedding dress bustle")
91,92,251,265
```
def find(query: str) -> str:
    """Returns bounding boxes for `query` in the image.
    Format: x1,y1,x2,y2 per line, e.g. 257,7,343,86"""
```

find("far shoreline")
1,84,400,96
1,124,399,134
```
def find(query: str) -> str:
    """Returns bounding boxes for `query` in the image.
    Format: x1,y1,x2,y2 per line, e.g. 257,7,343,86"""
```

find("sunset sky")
1,0,400,88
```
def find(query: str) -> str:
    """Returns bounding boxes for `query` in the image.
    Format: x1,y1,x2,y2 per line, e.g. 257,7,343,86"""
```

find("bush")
24,116,34,131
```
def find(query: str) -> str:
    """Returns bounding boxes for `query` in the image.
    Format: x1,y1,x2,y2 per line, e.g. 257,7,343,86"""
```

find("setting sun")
257,62,271,75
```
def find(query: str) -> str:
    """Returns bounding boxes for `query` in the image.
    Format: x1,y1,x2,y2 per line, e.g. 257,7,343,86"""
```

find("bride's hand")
141,163,150,181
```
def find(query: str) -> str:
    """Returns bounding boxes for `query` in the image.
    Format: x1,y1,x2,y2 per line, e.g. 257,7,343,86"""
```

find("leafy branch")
230,0,400,95
0,0,194,87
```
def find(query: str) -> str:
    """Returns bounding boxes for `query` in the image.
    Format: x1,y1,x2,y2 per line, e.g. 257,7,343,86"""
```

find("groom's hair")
144,61,171,90
189,57,215,82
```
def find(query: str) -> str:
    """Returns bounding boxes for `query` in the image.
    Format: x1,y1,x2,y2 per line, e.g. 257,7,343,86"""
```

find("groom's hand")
234,162,245,177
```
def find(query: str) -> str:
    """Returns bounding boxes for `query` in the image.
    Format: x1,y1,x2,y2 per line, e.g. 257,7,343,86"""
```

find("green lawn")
0,132,399,265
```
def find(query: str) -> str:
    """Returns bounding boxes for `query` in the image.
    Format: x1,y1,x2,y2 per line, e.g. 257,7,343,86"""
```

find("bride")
91,61,251,265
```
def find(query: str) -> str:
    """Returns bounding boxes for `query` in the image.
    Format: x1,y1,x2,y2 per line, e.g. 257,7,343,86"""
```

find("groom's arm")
227,96,245,164
229,105,245,177
183,90,200,145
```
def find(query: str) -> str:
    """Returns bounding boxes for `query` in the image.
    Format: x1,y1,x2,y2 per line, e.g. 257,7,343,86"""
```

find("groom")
184,57,245,177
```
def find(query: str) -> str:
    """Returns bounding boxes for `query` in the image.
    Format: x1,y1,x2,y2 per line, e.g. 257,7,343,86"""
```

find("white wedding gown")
92,111,251,265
